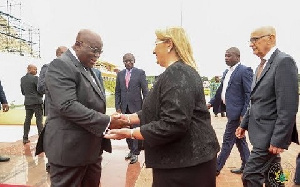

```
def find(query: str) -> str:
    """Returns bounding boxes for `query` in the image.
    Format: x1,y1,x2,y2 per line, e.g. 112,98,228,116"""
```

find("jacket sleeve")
241,67,253,117
270,56,299,149
140,70,149,99
0,81,8,104
114,72,121,111
37,64,48,95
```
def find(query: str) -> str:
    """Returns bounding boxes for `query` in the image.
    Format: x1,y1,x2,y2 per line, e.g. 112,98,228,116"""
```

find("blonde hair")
155,26,197,70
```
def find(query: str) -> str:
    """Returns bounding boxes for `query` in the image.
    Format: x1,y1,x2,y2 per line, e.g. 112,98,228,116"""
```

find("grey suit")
20,73,43,140
241,49,299,186
39,49,111,186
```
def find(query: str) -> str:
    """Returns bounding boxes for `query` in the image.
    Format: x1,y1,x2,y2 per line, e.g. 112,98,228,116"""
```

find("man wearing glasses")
36,29,129,187
236,26,299,187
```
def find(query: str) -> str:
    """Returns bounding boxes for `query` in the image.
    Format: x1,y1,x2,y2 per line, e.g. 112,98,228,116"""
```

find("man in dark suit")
207,47,252,176
115,53,148,164
20,64,43,145
236,26,299,187
0,80,10,162
37,29,127,187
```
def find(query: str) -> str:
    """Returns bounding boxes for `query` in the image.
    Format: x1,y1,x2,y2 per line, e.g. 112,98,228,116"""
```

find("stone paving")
0,108,299,186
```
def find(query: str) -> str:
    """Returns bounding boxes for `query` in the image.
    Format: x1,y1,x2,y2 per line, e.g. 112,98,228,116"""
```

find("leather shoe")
125,153,132,160
216,170,220,176
23,139,30,145
0,156,10,162
230,168,243,174
129,155,138,164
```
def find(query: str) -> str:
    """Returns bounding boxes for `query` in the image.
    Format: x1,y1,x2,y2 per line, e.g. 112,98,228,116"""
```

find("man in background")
236,26,299,187
0,80,10,162
115,53,148,164
20,64,43,145
207,47,252,176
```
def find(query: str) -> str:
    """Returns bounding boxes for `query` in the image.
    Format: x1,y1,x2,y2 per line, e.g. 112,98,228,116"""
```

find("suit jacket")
115,67,148,113
37,63,49,115
37,49,111,167
241,49,299,149
209,64,253,120
0,80,8,110
20,73,43,106
139,61,220,169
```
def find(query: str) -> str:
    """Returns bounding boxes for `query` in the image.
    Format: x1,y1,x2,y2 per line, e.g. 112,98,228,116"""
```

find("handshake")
108,112,132,130
105,111,140,140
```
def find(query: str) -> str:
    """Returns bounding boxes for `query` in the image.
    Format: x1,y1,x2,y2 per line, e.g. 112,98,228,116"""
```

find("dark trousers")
125,106,140,155
242,147,284,187
217,118,250,172
295,153,300,185
23,104,43,140
152,156,217,187
49,156,102,187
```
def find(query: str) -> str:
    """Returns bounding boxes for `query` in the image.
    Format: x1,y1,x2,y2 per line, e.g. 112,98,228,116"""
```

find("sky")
10,0,299,78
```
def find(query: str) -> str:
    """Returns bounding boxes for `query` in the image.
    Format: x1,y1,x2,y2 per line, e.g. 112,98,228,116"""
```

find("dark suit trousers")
242,147,284,187
23,104,43,140
125,107,140,155
217,118,250,172
49,155,102,187
152,156,217,187
294,153,300,185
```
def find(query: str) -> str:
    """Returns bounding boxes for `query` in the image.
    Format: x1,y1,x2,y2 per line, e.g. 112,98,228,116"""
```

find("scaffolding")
0,0,40,57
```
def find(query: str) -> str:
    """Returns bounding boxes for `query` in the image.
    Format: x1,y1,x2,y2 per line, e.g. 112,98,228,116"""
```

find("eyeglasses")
249,35,270,43
155,40,165,45
77,41,103,54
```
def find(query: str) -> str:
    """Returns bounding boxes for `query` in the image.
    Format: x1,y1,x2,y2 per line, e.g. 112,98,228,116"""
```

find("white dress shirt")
221,63,240,105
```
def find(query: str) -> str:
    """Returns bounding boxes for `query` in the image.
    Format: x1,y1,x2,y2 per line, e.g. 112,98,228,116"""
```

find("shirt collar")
263,46,277,61
228,62,240,71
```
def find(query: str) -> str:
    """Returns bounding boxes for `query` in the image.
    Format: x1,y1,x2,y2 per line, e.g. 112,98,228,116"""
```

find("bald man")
36,29,128,186
20,64,44,145
236,26,299,187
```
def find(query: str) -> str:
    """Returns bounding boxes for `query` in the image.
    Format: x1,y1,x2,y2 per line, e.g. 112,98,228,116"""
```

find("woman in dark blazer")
105,27,220,187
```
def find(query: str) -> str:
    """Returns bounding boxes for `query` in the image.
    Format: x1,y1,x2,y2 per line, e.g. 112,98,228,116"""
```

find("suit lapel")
251,49,279,93
227,64,240,88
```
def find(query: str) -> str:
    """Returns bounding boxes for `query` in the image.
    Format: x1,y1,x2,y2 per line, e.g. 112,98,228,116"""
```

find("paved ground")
0,107,299,186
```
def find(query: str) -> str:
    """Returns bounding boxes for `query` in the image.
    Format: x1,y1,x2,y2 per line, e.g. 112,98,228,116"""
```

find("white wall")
0,52,44,105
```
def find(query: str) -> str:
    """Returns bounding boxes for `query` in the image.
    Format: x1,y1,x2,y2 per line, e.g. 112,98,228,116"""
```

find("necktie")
256,58,266,79
125,71,131,88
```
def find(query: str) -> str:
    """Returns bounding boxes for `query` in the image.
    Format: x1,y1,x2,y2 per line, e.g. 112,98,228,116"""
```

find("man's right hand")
235,127,246,139
109,114,130,129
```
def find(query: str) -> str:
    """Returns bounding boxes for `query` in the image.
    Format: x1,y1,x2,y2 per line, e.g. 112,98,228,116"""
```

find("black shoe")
0,156,10,162
230,168,243,174
125,153,132,160
214,114,218,117
216,170,220,176
221,113,226,117
46,163,50,173
129,155,138,164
